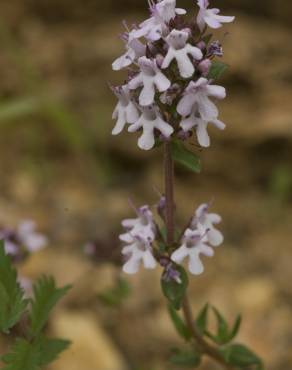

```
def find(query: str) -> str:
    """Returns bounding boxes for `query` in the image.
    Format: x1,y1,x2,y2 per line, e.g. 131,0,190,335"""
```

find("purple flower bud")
177,130,192,141
155,54,164,68
198,59,212,76
196,41,206,50
157,196,166,219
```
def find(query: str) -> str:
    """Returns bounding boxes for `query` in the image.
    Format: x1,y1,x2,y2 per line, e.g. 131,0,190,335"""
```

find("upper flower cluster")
111,0,234,150
120,201,223,276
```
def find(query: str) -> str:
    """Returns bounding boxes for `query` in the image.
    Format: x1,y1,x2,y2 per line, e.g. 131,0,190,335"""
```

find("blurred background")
0,0,291,369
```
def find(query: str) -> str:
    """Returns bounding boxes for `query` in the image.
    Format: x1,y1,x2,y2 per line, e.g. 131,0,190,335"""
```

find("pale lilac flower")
171,228,214,275
190,203,223,246
177,77,226,121
161,30,203,78
196,0,235,32
17,220,48,253
112,85,140,135
112,32,146,71
132,0,186,41
120,205,156,243
122,235,157,274
128,105,174,150
180,110,225,147
128,57,171,106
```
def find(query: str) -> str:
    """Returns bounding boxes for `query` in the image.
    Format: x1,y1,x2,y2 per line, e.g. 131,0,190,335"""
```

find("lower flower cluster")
119,201,223,278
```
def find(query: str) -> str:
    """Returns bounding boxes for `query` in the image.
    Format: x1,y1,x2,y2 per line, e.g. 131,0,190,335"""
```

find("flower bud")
198,59,212,76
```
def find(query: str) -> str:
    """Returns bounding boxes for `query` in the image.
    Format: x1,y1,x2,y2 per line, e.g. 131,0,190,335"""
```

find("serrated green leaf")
171,141,201,173
168,304,191,341
38,337,71,367
161,266,188,310
1,339,40,370
0,241,28,333
195,303,209,335
208,61,229,80
220,344,264,369
169,349,201,368
29,276,71,337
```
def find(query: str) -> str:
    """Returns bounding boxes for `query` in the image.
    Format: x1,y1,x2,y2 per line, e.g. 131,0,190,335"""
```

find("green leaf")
169,349,201,368
168,304,191,341
29,276,71,337
161,266,188,310
229,314,242,341
206,307,242,345
220,344,264,369
1,339,40,370
38,337,71,367
195,303,209,335
208,61,229,80
98,278,131,307
171,141,201,173
0,241,28,333
212,306,229,344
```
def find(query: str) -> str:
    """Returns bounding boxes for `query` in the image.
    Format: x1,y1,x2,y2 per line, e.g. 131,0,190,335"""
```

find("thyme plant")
111,1,264,369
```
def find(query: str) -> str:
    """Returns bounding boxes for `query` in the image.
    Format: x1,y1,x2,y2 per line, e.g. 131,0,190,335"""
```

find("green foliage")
0,241,71,369
168,304,191,341
1,339,40,370
195,303,209,335
171,141,201,173
169,348,201,368
98,278,131,307
37,337,71,367
205,306,241,345
220,344,264,369
0,241,28,333
208,61,229,80
161,266,188,310
29,276,71,337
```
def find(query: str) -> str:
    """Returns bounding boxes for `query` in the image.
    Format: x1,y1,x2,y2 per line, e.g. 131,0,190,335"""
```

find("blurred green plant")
0,240,71,370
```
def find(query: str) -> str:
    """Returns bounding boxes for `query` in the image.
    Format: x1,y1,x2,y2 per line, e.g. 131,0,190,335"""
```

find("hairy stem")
163,142,235,370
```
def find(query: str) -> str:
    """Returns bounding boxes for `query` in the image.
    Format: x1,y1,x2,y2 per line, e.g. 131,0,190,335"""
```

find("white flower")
122,235,157,274
112,32,146,70
162,29,203,78
197,0,235,32
112,85,140,135
120,205,156,243
177,77,226,121
129,57,171,106
132,0,186,41
18,220,48,253
180,109,225,147
190,203,223,246
171,228,214,275
128,104,174,150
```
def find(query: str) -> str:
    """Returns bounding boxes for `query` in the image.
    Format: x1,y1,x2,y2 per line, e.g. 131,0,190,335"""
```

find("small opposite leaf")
212,306,229,344
170,349,201,368
220,344,264,369
208,61,229,80
29,276,71,337
1,339,40,370
229,314,242,341
195,303,209,335
0,241,28,333
171,141,201,174
168,304,191,341
38,337,71,367
161,266,188,310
